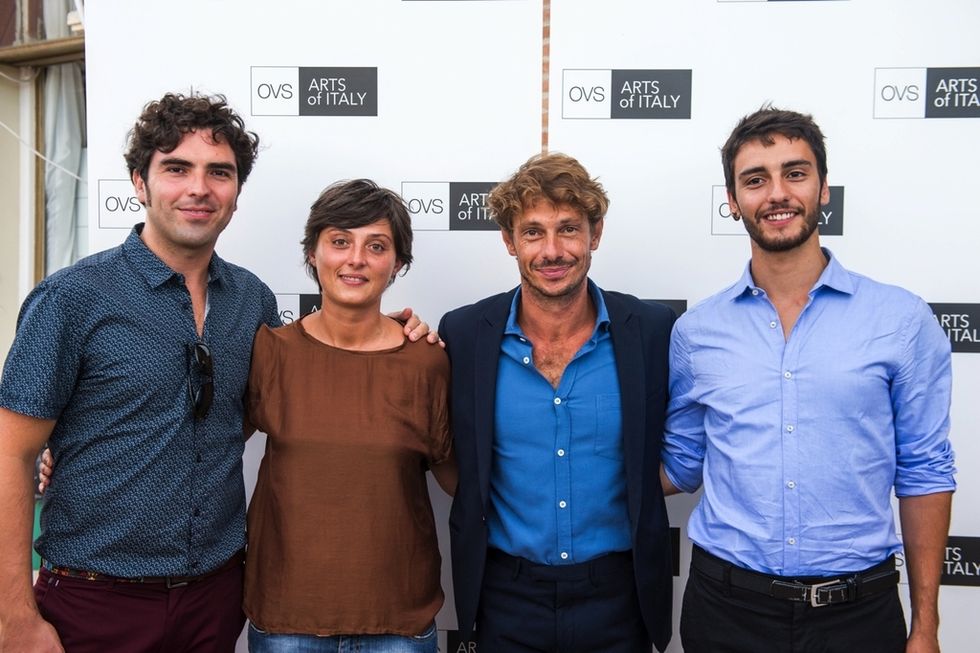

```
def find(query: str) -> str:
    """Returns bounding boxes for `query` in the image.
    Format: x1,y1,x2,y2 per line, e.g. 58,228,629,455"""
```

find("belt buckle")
165,577,190,589
809,578,842,607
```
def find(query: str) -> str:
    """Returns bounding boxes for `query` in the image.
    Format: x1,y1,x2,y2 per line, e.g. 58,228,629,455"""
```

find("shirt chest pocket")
594,393,624,460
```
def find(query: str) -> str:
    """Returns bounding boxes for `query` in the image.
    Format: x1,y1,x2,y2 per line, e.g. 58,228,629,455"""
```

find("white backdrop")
85,1,979,650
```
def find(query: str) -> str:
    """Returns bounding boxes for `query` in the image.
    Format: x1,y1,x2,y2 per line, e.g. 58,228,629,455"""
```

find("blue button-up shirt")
663,251,956,576
0,225,280,577
488,281,631,565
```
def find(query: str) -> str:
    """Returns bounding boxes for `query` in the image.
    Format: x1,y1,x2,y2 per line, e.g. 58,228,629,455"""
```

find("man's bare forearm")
0,453,42,616
0,408,62,652
899,491,953,651
660,463,683,496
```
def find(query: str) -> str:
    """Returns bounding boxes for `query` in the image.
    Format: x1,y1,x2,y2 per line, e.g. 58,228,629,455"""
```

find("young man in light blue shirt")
662,107,955,653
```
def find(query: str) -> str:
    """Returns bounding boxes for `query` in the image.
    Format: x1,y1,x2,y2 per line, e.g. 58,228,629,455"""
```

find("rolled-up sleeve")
662,320,707,494
892,299,956,497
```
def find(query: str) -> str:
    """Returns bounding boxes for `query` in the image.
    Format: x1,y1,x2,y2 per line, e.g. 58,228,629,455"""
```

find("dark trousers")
34,556,245,653
476,548,651,653
681,547,907,653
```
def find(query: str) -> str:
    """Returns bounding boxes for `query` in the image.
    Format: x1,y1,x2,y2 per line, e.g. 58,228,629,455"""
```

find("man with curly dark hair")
0,92,273,652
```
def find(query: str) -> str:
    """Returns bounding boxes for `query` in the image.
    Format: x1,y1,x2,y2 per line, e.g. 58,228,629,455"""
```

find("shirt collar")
726,247,854,302
504,279,611,338
123,223,226,289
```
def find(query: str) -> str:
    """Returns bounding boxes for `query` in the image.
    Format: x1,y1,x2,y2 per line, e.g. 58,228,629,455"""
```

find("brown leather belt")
42,549,243,589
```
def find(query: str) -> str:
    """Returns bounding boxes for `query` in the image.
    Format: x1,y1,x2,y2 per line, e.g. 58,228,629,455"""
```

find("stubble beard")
745,203,821,253
521,256,590,305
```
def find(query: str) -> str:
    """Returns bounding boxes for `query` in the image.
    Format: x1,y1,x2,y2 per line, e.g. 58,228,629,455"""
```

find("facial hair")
742,202,820,253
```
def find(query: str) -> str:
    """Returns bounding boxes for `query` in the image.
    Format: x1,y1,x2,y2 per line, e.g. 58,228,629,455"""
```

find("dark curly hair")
124,92,259,189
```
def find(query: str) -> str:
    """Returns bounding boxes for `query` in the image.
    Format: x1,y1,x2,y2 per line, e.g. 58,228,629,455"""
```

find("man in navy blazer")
438,153,674,652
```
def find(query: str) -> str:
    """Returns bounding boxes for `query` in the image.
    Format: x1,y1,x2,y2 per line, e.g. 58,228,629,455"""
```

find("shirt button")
786,481,796,489
786,425,795,433
783,371,792,379
557,449,565,457
787,537,797,545
560,552,569,560
559,500,567,509
769,321,777,329
554,397,562,405
522,357,530,365
519,337,527,343
751,289,759,296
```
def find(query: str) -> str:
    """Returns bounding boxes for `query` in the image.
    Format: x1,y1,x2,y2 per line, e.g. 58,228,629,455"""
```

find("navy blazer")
438,286,675,652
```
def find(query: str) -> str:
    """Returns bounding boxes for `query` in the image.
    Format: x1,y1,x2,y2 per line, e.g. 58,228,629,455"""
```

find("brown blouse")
243,318,451,636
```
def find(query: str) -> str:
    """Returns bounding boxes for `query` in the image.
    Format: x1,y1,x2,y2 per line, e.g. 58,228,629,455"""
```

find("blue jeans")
247,621,439,653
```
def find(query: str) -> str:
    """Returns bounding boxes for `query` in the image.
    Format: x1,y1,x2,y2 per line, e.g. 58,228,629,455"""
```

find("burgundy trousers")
34,558,245,653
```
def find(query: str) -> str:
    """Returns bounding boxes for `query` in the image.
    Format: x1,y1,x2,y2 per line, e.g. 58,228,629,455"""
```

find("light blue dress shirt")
662,250,956,576
488,281,631,565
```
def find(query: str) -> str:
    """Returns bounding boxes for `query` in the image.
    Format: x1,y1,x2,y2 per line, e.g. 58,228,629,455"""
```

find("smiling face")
134,129,240,260
502,200,602,304
309,218,402,312
728,133,830,254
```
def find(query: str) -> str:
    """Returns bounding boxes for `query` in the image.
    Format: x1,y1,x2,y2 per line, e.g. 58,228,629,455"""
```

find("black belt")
692,545,899,608
487,548,632,582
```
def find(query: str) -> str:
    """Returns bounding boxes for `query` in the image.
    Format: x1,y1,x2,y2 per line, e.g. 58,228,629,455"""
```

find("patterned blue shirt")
662,250,956,576
488,280,631,565
0,225,280,577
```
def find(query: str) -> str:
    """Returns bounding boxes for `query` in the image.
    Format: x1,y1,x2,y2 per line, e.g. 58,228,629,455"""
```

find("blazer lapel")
607,294,646,531
473,292,513,510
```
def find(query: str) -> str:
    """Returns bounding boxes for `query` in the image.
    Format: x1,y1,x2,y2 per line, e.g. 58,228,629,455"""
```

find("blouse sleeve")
245,324,277,436
425,348,452,466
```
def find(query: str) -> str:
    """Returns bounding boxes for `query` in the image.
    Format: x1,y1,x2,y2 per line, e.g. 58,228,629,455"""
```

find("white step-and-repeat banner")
85,1,978,650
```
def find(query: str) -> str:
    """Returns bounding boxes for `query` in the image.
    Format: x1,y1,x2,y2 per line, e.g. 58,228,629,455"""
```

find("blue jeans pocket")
411,621,437,640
